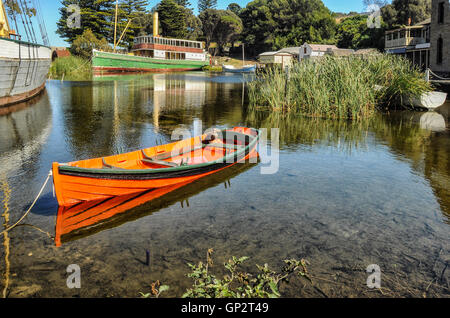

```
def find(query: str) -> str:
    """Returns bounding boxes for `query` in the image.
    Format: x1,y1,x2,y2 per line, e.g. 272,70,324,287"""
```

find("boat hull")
0,38,51,107
405,91,448,110
223,65,256,73
92,50,208,74
52,127,259,207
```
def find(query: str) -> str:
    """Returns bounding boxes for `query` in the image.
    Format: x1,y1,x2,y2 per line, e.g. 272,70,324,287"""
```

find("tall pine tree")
198,0,217,13
56,0,116,44
116,0,149,48
157,0,186,38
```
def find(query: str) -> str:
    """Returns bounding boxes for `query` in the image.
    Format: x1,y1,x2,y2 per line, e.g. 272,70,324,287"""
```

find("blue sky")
38,0,369,47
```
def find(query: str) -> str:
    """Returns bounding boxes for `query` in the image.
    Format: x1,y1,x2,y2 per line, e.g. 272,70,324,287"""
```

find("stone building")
430,0,450,74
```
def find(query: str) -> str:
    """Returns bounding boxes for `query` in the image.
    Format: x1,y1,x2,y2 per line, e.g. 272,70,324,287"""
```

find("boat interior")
64,128,258,171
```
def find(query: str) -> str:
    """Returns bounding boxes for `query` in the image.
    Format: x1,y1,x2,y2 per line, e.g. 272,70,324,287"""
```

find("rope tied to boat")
0,171,52,236
427,68,450,81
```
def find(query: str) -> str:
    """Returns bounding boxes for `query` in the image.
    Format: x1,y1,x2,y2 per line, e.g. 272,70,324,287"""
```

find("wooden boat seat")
102,158,126,170
206,143,244,150
141,150,180,167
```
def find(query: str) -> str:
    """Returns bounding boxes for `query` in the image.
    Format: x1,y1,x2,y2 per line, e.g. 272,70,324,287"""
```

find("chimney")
408,17,412,26
153,12,159,37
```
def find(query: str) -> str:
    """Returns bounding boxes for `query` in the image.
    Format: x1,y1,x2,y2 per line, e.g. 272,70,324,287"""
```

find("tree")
336,14,385,50
175,0,191,7
57,0,116,44
198,9,242,54
227,3,241,16
184,8,203,40
70,29,110,59
157,0,187,38
380,0,431,28
240,0,336,56
115,0,149,48
198,0,217,13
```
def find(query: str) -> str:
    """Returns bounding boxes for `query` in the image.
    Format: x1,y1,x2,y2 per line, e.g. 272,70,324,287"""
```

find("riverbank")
48,56,92,81
203,56,258,72
248,55,432,120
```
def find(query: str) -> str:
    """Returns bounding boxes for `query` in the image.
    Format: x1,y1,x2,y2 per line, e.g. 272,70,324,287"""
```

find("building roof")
328,48,355,56
305,43,339,52
354,48,381,55
278,47,301,55
258,51,293,56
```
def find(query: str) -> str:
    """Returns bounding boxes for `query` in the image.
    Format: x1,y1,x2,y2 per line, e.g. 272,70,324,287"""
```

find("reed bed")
48,56,92,81
248,55,432,120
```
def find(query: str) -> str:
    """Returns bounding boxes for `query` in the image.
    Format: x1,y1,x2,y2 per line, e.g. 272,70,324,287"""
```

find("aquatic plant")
139,249,311,298
48,56,92,81
248,54,432,119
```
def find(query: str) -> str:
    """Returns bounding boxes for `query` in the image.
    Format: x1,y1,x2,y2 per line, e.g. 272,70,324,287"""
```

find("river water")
0,73,449,297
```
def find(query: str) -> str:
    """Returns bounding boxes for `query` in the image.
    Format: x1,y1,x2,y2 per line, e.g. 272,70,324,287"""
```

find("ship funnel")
153,12,159,37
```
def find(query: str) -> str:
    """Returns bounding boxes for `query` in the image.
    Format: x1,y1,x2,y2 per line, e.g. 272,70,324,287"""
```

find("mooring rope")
427,68,450,81
0,171,51,236
2,178,12,298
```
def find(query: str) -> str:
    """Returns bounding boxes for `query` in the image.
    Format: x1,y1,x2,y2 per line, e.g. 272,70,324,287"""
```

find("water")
0,72,449,297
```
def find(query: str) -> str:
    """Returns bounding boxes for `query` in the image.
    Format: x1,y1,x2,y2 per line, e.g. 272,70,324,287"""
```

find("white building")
299,43,339,60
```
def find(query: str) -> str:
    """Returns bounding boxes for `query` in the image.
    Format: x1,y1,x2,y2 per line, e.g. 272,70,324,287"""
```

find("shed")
258,51,294,67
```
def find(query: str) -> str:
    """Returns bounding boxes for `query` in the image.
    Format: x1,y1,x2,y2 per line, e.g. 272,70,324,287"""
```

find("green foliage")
181,250,311,298
381,0,431,28
202,65,222,72
70,29,111,60
199,9,242,53
184,7,203,40
227,3,242,16
56,0,116,44
248,55,432,119
198,0,217,13
336,15,385,50
140,281,169,298
240,0,337,56
157,0,187,38
49,55,92,81
115,0,149,48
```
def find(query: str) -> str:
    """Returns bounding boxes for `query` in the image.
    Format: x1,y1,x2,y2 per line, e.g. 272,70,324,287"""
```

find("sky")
35,0,371,47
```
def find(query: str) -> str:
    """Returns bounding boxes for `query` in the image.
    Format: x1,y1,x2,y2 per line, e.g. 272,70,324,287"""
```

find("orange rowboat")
52,127,259,207
54,161,258,246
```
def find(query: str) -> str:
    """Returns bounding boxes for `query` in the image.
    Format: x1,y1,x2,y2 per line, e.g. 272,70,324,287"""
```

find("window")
437,36,443,64
438,2,445,24
387,34,392,41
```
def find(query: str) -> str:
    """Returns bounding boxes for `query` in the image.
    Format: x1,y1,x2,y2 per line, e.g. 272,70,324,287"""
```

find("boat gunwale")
57,128,260,176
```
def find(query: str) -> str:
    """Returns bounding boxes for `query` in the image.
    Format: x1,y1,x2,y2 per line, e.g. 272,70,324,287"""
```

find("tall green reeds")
248,54,432,120
48,56,92,81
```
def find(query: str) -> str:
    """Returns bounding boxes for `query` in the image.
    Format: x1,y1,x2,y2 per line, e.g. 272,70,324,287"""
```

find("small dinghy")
222,64,256,73
52,127,259,207
403,91,448,110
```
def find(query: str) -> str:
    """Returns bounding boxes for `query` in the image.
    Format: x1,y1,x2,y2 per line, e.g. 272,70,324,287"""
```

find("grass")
48,56,92,81
248,54,432,120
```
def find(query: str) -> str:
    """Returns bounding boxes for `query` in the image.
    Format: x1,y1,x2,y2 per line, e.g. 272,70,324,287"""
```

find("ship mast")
113,0,118,52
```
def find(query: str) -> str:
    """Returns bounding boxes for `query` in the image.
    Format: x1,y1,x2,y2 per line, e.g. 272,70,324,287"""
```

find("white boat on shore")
403,91,448,110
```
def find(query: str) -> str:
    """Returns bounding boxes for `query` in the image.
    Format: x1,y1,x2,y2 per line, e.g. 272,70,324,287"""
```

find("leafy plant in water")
140,280,169,298
181,249,311,298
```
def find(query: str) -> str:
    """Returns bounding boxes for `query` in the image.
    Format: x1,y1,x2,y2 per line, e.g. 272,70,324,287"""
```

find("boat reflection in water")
0,91,52,177
55,155,258,246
